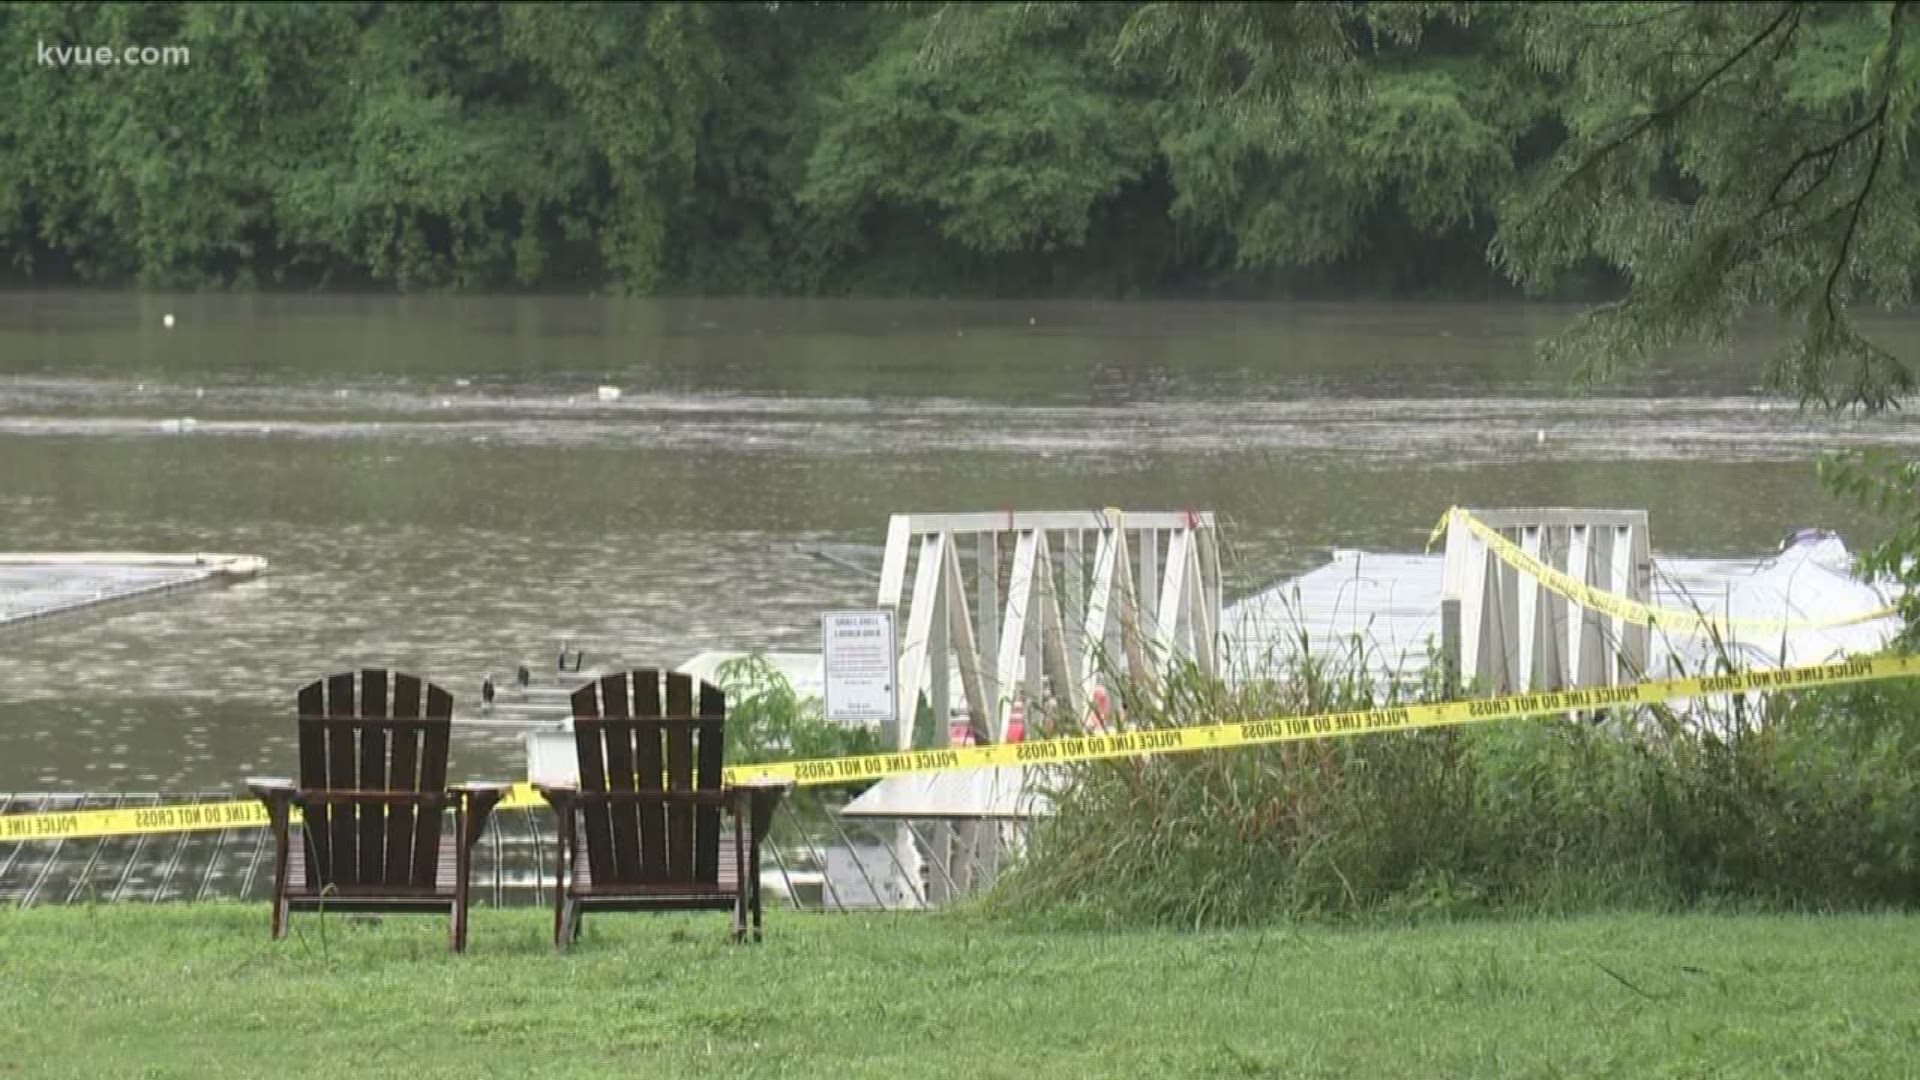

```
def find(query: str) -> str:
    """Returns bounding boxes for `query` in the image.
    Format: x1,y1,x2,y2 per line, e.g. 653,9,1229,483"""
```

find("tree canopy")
1,2,1914,401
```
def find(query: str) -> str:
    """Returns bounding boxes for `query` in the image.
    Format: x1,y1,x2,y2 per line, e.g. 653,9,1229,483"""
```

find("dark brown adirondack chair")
246,669,508,953
537,669,789,950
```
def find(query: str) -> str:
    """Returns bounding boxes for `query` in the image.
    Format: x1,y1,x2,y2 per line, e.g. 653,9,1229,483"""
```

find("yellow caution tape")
0,784,549,844
728,653,1915,785
1434,507,1898,637
0,798,273,843
6,653,1916,843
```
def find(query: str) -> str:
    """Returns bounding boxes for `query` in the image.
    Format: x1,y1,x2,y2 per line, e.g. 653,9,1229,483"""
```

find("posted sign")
822,610,897,724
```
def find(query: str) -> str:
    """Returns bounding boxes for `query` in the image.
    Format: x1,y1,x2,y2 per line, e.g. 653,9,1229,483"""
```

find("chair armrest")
245,777,296,803
533,784,579,810
450,781,514,796
245,779,296,833
728,779,792,835
734,777,794,792
730,778,795,801
451,782,510,839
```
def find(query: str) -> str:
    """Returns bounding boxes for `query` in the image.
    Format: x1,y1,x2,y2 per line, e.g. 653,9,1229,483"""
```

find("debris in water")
597,385,622,401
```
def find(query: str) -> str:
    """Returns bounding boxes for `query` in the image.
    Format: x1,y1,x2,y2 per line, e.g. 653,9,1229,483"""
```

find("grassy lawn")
2,905,1918,1079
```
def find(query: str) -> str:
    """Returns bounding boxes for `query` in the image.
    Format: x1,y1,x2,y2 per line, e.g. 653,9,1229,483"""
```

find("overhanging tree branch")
1574,4,1691,32
1545,3,1801,200
1764,109,1888,210
1817,99,1889,331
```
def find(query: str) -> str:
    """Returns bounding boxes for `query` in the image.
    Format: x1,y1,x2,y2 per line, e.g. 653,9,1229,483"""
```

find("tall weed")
995,637,1920,927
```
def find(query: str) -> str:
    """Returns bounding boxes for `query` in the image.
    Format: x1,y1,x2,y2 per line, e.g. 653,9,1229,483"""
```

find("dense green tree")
1499,2,1919,408
1073,1,1919,404
0,0,1913,351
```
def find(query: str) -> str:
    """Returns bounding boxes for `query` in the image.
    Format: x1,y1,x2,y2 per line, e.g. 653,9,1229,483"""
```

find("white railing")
876,508,1221,747
1440,508,1651,693
871,508,1221,906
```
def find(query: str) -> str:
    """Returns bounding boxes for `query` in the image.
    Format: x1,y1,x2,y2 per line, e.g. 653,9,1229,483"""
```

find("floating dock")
0,552,268,633
1225,532,1900,688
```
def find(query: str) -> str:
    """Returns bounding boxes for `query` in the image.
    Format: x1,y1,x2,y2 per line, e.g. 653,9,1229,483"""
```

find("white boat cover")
1224,534,1902,686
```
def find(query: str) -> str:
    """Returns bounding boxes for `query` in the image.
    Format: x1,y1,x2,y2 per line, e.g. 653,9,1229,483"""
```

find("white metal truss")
871,509,1221,905
877,508,1222,745
1440,508,1652,694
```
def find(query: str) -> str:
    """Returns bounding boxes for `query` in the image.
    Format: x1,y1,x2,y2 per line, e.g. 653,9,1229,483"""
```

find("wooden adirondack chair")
246,669,508,953
537,669,790,950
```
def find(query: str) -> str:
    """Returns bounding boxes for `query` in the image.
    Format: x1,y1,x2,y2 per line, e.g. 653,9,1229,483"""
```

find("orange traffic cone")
1005,698,1026,743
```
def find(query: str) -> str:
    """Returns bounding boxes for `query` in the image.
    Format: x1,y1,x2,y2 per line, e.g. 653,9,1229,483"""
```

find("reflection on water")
1,293,1916,790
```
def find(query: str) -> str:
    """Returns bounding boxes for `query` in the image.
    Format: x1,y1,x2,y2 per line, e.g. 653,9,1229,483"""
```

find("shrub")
994,642,1920,928
712,654,884,765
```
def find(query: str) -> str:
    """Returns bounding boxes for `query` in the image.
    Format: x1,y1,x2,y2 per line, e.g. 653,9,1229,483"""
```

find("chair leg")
268,810,292,941
551,839,567,949
748,828,765,942
731,808,750,943
452,804,471,955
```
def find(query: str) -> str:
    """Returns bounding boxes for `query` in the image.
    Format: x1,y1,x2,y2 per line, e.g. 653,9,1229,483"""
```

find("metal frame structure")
872,509,1221,903
1439,508,1652,694
876,509,1222,745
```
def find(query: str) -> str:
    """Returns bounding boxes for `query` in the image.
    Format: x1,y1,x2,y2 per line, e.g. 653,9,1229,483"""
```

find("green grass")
3,906,1919,1078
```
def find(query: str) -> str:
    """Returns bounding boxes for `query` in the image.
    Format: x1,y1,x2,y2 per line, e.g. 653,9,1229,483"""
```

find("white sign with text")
821,610,897,724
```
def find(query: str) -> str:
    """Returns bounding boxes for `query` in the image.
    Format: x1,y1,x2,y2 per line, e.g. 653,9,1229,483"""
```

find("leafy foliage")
1820,449,1920,643
999,650,1920,928
1490,2,1920,407
1,0,1914,382
711,653,882,766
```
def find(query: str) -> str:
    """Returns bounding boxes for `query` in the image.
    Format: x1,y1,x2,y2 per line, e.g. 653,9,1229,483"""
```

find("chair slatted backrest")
295,669,453,890
570,670,727,887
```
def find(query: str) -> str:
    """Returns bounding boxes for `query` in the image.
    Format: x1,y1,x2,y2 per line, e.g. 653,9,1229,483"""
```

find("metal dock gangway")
0,552,267,633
